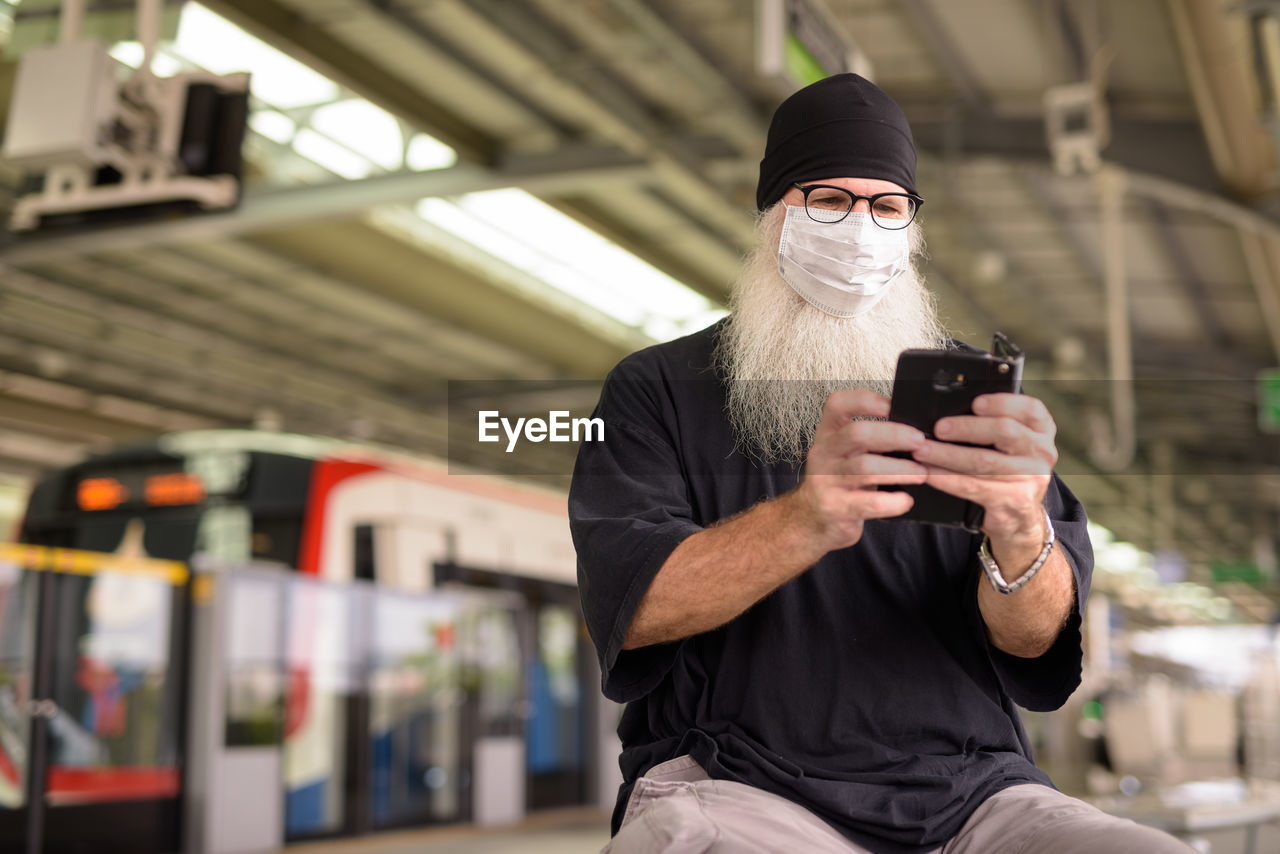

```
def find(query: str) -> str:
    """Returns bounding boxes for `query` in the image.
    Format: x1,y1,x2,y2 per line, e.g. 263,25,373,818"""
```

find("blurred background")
0,0,1279,852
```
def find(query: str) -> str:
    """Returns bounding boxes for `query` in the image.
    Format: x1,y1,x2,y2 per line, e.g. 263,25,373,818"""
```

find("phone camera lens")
932,369,966,391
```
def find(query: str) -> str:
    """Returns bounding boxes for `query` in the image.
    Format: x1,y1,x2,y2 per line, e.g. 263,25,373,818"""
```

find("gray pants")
605,755,1194,854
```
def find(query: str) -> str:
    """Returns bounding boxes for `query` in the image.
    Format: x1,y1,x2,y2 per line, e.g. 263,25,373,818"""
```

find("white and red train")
0,430,617,854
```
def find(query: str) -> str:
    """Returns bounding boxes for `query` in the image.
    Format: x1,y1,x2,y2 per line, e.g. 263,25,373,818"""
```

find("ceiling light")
311,100,404,171
443,189,723,338
107,41,182,76
249,111,297,145
406,134,457,171
109,41,143,68
175,3,339,109
293,129,373,180
156,1,719,344
415,197,644,325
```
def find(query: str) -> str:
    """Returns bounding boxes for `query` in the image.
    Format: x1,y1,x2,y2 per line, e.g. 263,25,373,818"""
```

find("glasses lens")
870,195,916,229
804,188,853,223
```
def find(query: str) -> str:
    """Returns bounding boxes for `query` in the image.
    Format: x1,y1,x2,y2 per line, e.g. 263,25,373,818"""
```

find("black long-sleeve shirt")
569,320,1093,854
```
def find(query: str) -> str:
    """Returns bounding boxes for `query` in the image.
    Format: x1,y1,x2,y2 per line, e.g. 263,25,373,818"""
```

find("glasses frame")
791,183,925,229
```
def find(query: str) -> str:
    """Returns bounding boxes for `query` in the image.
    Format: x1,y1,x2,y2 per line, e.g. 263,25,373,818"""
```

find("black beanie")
756,73,918,211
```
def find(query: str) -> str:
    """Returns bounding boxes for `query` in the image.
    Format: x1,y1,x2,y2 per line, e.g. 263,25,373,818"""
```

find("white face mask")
777,205,910,317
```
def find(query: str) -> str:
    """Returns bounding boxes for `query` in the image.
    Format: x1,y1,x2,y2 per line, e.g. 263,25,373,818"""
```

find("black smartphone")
879,333,1024,532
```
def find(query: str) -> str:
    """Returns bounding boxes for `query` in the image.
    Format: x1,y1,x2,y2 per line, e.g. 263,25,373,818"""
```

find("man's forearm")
622,490,830,649
978,527,1076,658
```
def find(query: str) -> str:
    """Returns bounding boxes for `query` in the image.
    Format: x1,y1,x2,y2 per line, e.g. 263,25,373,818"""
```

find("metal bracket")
1044,80,1110,176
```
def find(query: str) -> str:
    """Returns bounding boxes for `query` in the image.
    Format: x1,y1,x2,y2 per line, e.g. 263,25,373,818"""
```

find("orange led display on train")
76,478,129,512
144,473,207,506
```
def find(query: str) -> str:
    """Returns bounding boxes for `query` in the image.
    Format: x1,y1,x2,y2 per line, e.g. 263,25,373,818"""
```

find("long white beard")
714,203,950,464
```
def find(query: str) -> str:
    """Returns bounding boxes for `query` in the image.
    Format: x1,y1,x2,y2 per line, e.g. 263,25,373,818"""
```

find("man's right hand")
790,389,930,552
623,390,929,649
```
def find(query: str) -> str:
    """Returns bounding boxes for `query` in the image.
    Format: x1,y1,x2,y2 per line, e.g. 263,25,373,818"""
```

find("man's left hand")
910,392,1058,554
912,392,1075,657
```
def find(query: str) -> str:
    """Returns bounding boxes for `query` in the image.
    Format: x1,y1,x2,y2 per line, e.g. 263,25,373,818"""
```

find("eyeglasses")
791,183,924,229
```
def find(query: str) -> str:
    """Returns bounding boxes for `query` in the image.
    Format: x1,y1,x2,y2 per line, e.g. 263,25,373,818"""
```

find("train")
0,430,619,854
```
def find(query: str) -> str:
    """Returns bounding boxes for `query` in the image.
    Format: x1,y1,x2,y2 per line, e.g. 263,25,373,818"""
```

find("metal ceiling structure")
0,0,1279,615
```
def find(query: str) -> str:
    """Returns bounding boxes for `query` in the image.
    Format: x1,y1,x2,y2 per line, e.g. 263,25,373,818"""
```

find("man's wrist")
778,483,849,554
986,511,1049,575
778,485,829,542
981,509,1055,593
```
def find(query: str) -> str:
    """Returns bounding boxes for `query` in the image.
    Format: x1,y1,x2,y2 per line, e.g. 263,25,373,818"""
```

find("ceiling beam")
897,0,988,107
0,390,182,442
138,242,556,379
1166,0,1276,200
1016,166,1265,373
0,268,457,441
1237,229,1280,366
449,0,756,249
583,0,765,152
358,0,577,140
551,195,735,302
0,150,658,264
243,214,642,375
203,0,499,162
1012,167,1265,559
905,106,1222,194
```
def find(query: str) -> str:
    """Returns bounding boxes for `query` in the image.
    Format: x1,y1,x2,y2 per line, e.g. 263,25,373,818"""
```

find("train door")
281,575,361,841
0,549,39,851
0,545,189,854
364,587,468,831
280,577,474,840
433,563,592,813
459,591,525,825
524,589,590,810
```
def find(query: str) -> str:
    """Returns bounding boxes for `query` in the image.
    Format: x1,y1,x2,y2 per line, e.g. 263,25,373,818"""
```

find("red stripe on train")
0,740,19,787
45,766,180,804
296,459,380,576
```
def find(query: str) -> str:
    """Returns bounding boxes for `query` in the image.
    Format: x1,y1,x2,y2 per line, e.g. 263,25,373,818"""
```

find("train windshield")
19,447,312,568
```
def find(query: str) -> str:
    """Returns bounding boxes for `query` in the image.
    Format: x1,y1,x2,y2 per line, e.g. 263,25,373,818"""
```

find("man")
569,74,1188,854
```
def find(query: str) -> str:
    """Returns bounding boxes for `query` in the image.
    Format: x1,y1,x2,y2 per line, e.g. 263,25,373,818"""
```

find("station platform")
272,808,612,854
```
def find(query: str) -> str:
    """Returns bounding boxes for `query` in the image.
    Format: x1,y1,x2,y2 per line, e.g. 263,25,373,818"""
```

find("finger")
809,472,929,492
823,420,926,458
835,453,930,479
913,440,1052,476
811,454,929,487
972,393,1056,436
920,468,1046,504
816,389,891,435
920,470,994,505
932,416,1055,461
850,488,916,519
